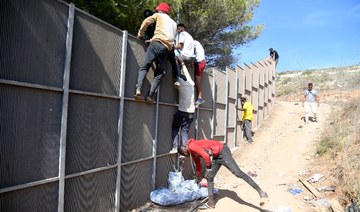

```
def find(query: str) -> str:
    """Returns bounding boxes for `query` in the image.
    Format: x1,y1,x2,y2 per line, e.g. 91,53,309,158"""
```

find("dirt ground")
204,100,332,212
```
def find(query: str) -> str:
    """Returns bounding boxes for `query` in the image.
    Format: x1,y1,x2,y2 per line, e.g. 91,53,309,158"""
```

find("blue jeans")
136,41,169,97
207,145,263,196
168,50,181,79
171,110,194,148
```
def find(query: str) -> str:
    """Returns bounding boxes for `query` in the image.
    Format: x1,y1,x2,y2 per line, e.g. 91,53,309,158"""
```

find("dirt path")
205,100,331,212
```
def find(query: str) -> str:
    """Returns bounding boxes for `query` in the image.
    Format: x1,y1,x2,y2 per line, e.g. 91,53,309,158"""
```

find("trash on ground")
307,173,324,183
317,186,336,192
273,205,292,212
288,188,304,195
309,198,331,208
302,195,314,201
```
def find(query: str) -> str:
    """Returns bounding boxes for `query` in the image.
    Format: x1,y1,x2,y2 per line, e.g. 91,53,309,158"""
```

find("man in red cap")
134,3,177,104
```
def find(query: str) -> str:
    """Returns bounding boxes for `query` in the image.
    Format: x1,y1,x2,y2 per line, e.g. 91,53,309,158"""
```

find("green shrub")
316,136,334,156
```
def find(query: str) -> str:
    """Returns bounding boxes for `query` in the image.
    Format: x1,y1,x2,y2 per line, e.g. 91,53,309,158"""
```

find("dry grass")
315,97,360,207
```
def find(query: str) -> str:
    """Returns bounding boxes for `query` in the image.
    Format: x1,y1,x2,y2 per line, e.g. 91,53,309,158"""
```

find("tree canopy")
66,0,263,69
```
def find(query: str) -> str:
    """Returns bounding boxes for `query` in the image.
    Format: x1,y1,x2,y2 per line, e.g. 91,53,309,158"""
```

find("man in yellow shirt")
239,95,254,143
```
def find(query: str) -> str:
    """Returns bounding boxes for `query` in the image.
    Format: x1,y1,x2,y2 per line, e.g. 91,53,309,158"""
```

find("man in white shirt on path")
302,82,320,124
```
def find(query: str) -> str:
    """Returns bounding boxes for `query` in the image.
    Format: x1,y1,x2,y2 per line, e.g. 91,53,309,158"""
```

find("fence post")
115,30,128,212
58,3,75,212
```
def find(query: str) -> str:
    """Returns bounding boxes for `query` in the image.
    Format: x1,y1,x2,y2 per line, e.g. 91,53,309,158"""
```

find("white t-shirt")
194,40,205,62
304,89,317,103
177,66,195,113
175,31,195,57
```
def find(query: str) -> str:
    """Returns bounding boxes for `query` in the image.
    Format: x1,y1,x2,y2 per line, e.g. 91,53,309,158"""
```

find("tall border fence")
0,0,275,211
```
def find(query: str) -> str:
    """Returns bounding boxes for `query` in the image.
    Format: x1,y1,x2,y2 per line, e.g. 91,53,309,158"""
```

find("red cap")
156,3,170,14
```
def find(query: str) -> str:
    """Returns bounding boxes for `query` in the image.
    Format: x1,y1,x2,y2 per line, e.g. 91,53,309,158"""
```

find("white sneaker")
169,147,177,154
174,81,180,89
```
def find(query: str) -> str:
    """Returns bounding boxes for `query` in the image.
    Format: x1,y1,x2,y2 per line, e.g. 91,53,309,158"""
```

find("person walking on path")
193,40,206,106
302,82,320,124
269,48,279,68
178,139,269,209
169,65,195,153
239,95,254,143
134,3,177,104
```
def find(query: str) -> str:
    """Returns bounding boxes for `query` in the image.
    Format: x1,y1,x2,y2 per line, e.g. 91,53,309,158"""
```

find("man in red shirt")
178,139,268,208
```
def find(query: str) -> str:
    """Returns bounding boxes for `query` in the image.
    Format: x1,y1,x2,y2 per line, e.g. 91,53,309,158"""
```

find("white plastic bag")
150,171,208,206
168,171,184,191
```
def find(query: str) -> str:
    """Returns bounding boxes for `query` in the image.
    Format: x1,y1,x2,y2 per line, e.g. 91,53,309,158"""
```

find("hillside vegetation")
275,65,360,209
275,65,360,101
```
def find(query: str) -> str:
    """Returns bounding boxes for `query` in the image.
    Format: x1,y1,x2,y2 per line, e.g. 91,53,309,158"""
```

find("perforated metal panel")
214,71,227,104
120,160,153,210
121,102,155,162
70,10,123,96
0,0,68,87
64,170,116,211
197,110,212,140
244,64,252,92
198,71,214,109
65,94,118,174
0,85,61,188
227,100,236,127
0,182,58,212
214,105,226,137
157,105,180,154
155,156,178,189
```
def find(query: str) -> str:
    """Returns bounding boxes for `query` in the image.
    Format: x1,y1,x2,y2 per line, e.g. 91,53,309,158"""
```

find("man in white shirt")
169,65,195,153
193,40,206,106
174,23,195,64
173,24,195,88
302,82,320,124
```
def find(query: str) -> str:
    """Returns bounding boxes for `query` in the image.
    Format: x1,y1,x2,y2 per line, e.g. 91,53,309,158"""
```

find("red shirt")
187,139,224,176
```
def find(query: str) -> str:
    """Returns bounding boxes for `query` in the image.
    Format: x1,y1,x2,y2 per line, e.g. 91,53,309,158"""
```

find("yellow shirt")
242,102,253,121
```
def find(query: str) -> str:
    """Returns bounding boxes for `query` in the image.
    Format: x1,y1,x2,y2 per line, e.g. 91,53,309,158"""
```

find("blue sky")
235,0,360,72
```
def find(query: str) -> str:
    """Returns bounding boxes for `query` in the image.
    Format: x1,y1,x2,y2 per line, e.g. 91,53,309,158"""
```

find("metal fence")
0,0,275,211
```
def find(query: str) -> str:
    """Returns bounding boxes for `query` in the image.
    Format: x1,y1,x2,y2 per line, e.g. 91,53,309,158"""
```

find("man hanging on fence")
141,9,186,88
177,139,269,209
269,48,279,68
173,24,195,88
134,3,177,104
193,40,206,106
239,95,254,143
169,65,195,153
